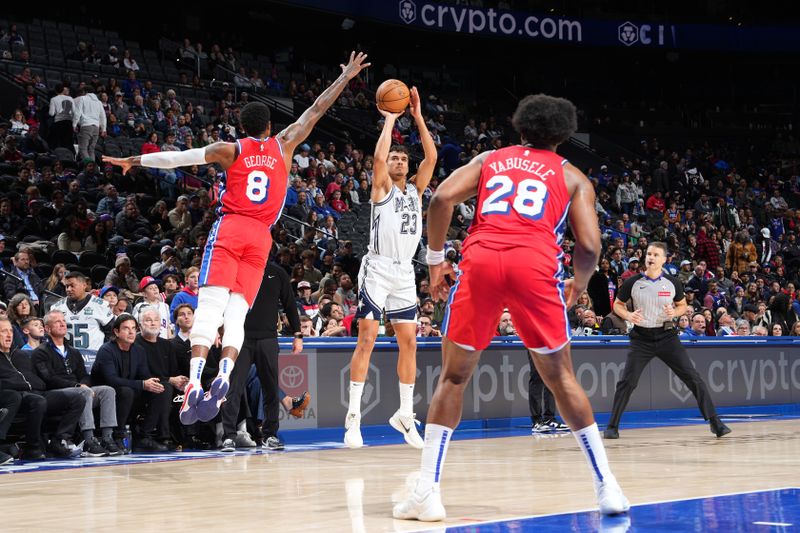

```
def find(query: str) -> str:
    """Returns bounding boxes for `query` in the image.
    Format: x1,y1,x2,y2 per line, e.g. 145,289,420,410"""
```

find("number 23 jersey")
219,137,289,227
467,146,571,259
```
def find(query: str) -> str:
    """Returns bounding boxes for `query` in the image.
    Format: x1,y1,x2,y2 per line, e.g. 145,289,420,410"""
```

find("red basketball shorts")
199,213,272,305
441,244,570,352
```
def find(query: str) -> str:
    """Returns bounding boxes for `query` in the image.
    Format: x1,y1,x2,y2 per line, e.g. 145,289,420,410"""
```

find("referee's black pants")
527,354,555,423
607,328,718,429
220,342,253,440
222,337,280,439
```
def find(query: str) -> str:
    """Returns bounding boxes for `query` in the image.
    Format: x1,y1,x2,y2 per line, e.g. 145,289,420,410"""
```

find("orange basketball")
376,79,410,113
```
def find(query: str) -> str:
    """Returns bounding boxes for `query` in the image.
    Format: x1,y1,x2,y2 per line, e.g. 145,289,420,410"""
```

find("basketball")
376,79,410,113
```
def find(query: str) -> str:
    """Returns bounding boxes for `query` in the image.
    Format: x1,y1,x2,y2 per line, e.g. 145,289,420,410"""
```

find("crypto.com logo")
668,367,694,403
399,0,417,24
618,21,638,46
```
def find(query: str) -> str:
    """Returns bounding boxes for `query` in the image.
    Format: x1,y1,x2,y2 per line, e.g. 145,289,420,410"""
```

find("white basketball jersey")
368,182,421,261
52,295,114,352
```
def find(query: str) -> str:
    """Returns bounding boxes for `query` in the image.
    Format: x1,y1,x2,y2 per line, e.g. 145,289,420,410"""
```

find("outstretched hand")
102,155,133,175
409,86,422,119
340,51,370,79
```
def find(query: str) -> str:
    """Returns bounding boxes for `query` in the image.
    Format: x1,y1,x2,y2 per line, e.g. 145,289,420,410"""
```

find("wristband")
426,247,445,265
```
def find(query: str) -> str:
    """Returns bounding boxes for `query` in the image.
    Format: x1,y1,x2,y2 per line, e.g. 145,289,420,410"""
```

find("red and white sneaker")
179,382,203,425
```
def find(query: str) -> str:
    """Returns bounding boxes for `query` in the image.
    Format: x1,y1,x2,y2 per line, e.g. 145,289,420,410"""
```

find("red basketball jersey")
466,146,571,258
218,137,289,227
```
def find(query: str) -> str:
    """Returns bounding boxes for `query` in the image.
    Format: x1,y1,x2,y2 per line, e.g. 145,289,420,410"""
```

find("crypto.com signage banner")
295,344,800,428
282,0,800,52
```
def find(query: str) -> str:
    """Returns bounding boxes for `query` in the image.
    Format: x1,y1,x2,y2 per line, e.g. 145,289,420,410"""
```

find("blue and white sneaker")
196,376,229,422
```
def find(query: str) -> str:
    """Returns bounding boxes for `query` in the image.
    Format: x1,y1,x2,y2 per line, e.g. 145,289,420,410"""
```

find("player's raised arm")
408,87,437,195
371,108,402,198
277,51,370,166
102,141,236,174
426,152,490,301
564,163,601,308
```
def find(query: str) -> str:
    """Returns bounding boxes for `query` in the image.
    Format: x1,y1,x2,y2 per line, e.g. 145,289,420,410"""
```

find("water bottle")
378,315,386,336
122,425,132,454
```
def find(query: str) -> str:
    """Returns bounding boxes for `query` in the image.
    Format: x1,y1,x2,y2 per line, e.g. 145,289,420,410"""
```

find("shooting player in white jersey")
50,271,114,369
344,87,437,449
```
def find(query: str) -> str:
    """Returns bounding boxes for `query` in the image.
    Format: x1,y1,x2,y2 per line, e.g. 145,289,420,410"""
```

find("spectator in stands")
4,250,43,307
135,306,187,447
104,256,140,293
167,195,192,235
9,109,30,136
0,317,84,460
769,323,784,336
116,201,154,242
757,228,780,266
735,319,751,336
790,321,800,336
72,87,106,163
57,216,83,253
91,314,169,452
752,325,768,336
132,276,172,339
100,286,119,310
122,50,140,72
32,310,121,456
587,258,617,318
716,310,736,336
7,294,34,349
44,264,67,298
682,313,707,337
169,267,199,321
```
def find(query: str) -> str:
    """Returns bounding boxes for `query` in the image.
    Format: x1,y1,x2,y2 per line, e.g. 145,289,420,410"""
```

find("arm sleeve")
141,148,208,169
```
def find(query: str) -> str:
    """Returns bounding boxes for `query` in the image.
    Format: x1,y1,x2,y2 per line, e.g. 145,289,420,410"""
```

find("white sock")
573,423,615,484
416,423,453,494
348,381,364,415
189,357,205,387
398,382,414,416
218,357,235,380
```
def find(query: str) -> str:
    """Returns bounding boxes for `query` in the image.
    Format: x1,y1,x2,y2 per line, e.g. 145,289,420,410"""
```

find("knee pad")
190,286,230,348
221,292,249,352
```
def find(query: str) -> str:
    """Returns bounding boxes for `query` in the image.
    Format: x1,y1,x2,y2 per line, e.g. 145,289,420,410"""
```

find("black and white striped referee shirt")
616,273,685,328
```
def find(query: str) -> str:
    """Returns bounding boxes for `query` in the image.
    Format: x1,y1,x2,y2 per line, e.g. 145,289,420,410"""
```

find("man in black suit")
91,314,170,452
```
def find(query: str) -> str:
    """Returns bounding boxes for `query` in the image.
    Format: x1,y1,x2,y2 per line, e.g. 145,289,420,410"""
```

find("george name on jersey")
488,157,555,180
242,154,277,170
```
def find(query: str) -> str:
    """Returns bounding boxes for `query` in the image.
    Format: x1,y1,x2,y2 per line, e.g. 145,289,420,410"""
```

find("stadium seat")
90,264,110,286
78,251,106,268
52,250,79,266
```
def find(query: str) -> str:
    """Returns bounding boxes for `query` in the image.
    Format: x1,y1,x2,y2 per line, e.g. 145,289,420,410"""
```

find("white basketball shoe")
344,412,363,449
596,478,630,515
392,487,446,522
389,411,424,449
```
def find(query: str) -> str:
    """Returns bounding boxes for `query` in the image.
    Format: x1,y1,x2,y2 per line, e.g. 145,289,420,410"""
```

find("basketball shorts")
356,252,417,323
199,213,272,305
442,244,570,352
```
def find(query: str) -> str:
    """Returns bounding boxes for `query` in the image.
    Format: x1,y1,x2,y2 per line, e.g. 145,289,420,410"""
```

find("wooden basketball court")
1,418,798,532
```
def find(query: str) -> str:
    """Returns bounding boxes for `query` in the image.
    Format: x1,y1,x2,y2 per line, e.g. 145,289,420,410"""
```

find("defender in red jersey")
104,51,370,425
394,95,629,523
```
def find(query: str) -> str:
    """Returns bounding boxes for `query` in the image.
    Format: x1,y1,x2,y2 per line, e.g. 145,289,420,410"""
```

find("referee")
603,242,731,439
